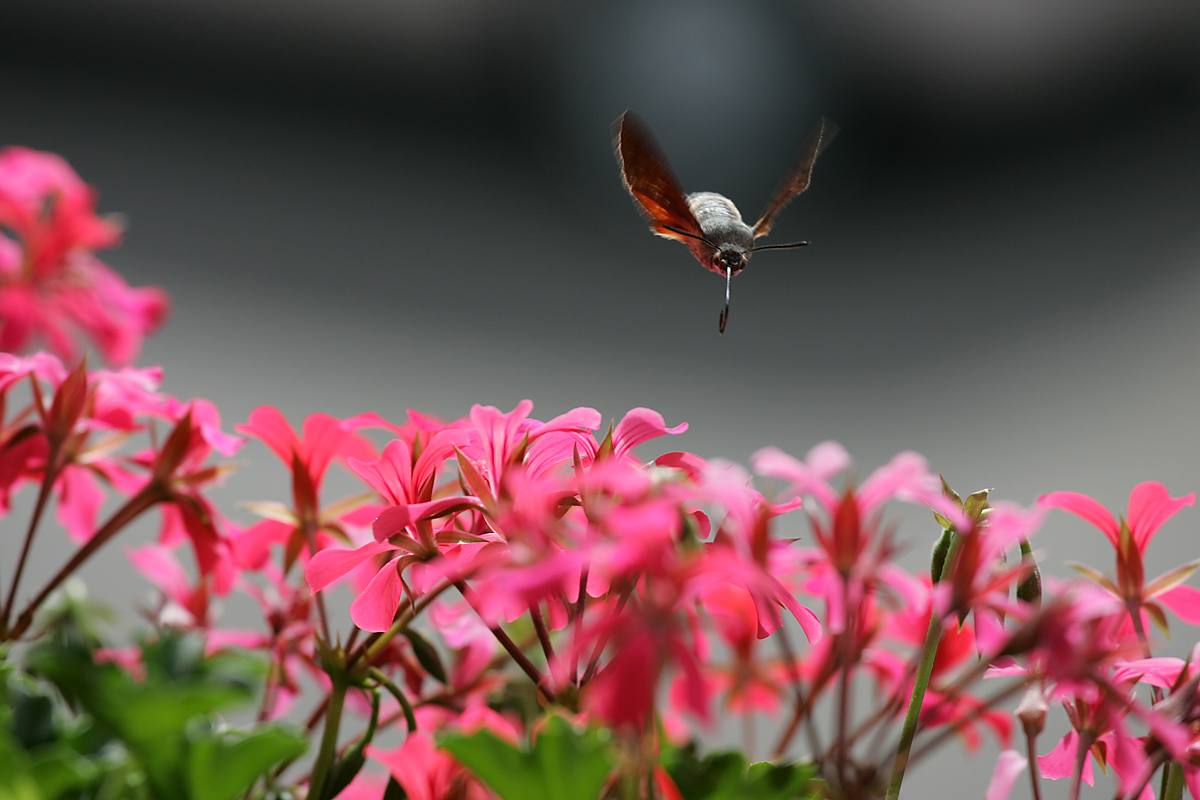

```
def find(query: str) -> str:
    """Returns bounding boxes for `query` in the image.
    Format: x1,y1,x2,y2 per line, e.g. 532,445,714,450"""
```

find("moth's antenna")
752,241,809,252
664,225,716,248
718,266,731,334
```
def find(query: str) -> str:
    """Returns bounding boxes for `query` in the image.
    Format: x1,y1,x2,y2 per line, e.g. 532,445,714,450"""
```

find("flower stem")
1068,730,1096,800
297,514,332,645
348,577,457,669
884,599,944,800
771,623,823,760
6,480,166,641
308,677,348,800
1024,723,1044,800
530,602,556,663
369,668,418,733
1163,760,1184,800
1,452,61,635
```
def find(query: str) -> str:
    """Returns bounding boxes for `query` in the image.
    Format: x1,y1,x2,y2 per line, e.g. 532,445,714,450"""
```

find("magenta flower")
234,406,384,571
367,733,495,800
0,147,168,366
1040,482,1199,645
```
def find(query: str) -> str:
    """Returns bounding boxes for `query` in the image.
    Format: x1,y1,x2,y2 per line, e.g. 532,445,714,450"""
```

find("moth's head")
715,245,749,276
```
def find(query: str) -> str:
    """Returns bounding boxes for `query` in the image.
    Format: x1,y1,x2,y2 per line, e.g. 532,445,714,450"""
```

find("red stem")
2,451,61,634
6,481,167,641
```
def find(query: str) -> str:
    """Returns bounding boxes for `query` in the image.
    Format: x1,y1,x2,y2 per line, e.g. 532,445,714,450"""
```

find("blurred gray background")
3,0,1200,795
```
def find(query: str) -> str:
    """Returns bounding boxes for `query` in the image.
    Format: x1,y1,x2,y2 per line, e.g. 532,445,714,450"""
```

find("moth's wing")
614,111,705,243
752,117,838,238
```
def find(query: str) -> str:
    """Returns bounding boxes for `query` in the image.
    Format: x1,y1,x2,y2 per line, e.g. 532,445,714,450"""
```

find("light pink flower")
985,749,1027,800
0,147,169,366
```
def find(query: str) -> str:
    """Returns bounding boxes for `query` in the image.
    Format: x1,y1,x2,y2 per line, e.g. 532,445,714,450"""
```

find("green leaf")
744,761,819,800
186,727,307,800
0,731,44,800
27,743,100,799
382,776,407,800
28,630,266,800
402,629,447,684
661,744,820,800
10,680,58,750
439,714,612,800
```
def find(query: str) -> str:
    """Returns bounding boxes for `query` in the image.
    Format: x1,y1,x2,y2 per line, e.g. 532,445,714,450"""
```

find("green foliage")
660,744,821,800
439,714,613,800
316,688,380,800
1,625,305,800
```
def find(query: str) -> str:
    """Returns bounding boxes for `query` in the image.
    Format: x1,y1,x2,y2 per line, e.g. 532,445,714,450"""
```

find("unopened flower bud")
1016,540,1042,606
931,529,953,583
1016,685,1048,738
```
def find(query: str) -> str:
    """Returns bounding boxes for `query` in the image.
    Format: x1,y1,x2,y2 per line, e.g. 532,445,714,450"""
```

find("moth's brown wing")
752,117,838,238
614,111,705,243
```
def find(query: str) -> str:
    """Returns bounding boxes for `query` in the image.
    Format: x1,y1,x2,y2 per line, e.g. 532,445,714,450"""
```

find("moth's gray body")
614,110,835,332
684,192,755,276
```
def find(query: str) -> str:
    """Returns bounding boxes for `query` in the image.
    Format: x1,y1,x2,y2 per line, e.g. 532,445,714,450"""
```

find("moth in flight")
615,111,836,333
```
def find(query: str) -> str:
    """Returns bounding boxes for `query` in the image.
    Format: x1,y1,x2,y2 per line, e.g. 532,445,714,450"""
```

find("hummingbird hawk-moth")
614,110,836,333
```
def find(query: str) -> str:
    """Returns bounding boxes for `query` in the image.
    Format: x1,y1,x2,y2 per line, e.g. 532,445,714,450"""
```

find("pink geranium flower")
234,406,385,571
0,147,168,366
367,733,495,800
1040,482,1199,647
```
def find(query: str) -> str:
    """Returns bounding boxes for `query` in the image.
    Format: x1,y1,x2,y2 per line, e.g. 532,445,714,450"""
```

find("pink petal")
0,351,65,392
1038,491,1119,547
857,451,940,517
1157,584,1200,625
198,421,244,458
349,556,406,632
751,446,840,513
655,451,709,479
1110,657,1185,688
1128,698,1191,760
985,750,1028,800
411,428,470,491
305,540,399,593
1186,764,1200,800
612,407,687,458
524,430,593,478
56,465,104,544
1126,482,1194,554
231,519,293,571
237,406,299,467
301,413,361,488
468,400,535,484
978,503,1046,559
371,497,484,541
349,438,414,505
755,577,823,643
126,543,191,603
805,440,852,478
534,406,602,436
367,734,456,800
1038,730,1093,785
184,399,242,458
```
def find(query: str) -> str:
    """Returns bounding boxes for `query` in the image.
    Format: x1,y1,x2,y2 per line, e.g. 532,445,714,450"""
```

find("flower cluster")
0,147,168,366
5,147,1200,800
0,351,240,643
